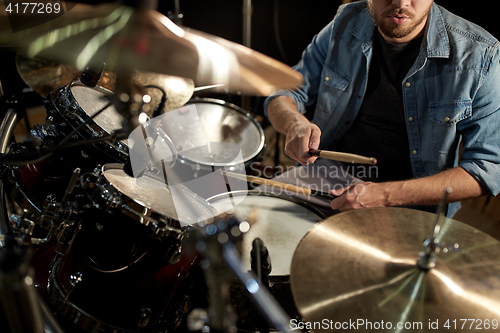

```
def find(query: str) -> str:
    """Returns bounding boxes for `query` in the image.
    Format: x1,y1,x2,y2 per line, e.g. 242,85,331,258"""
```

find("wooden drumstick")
222,171,335,200
309,149,377,165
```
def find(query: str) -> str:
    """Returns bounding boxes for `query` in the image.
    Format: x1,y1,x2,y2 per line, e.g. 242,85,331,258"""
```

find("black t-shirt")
333,30,423,182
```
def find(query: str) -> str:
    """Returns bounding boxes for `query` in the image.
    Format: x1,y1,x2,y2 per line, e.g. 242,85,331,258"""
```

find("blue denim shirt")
265,1,500,216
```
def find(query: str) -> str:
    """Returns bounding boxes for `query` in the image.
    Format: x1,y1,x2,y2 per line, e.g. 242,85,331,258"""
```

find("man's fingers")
330,185,351,196
309,126,321,150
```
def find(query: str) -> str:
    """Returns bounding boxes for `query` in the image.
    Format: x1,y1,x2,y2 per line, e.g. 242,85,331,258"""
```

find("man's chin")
379,24,415,39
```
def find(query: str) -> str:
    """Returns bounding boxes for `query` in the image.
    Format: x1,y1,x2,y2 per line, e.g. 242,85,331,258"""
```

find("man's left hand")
330,182,393,211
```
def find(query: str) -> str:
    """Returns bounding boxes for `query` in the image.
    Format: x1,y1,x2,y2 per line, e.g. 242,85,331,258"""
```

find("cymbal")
101,164,214,225
291,207,500,331
15,52,115,95
131,71,194,112
1,2,302,96
16,53,194,111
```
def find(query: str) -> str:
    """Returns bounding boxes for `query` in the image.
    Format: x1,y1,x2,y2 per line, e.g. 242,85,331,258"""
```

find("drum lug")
80,150,90,159
110,196,122,208
64,271,83,302
138,307,152,328
55,221,81,256
169,247,182,264
40,201,59,229
8,209,35,245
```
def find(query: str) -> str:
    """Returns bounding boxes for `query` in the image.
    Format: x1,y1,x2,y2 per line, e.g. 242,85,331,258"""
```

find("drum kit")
1,1,500,333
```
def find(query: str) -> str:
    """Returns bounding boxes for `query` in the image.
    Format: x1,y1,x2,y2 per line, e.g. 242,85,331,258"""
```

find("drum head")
208,191,324,276
71,85,126,139
163,99,265,167
102,164,214,226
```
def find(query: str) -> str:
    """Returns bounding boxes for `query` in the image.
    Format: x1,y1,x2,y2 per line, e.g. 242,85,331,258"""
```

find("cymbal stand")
0,245,44,333
418,187,452,270
168,0,183,25
192,216,295,333
0,239,65,333
0,108,18,247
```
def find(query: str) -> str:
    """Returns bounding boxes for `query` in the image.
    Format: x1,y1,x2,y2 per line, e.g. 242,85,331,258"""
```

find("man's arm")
267,96,322,165
330,166,488,211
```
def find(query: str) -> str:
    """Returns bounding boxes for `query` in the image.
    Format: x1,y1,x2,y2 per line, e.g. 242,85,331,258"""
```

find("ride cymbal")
291,207,500,332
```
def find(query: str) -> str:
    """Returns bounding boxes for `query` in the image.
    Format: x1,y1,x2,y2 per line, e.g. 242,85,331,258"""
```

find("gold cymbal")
291,207,500,331
16,53,194,112
15,52,115,95
131,71,194,112
2,2,302,96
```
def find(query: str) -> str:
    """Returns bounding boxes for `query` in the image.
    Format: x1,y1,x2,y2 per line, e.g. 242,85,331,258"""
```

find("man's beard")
368,1,431,39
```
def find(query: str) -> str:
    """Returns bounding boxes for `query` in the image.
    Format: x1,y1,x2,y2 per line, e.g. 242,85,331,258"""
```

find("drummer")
263,0,500,217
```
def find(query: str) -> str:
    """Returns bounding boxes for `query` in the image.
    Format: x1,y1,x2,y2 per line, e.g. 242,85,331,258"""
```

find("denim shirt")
265,1,500,216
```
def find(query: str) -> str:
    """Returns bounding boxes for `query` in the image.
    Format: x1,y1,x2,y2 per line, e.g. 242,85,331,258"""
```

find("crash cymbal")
291,207,500,332
1,2,302,95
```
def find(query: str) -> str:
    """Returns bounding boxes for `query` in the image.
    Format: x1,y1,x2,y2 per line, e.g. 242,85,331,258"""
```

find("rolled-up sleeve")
459,44,500,196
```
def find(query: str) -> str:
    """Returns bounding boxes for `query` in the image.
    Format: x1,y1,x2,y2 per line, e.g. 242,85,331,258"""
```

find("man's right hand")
266,96,322,165
284,121,322,165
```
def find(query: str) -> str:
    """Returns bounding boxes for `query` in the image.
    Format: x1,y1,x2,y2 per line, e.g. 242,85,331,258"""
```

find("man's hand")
267,96,322,166
330,182,393,211
284,122,321,165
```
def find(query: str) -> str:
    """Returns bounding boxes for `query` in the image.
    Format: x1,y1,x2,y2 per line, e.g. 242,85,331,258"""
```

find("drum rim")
69,79,114,97
206,189,327,220
48,259,129,333
181,97,266,167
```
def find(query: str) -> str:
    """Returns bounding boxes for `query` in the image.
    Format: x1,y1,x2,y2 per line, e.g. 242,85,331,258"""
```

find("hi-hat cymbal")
16,53,195,112
291,208,500,332
1,2,302,96
15,52,115,95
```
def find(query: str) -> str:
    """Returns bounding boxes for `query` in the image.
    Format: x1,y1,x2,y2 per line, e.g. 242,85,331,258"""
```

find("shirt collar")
350,2,450,58
425,3,450,58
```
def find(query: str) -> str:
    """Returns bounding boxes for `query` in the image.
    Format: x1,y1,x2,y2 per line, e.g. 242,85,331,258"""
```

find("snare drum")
208,190,324,276
207,190,325,329
47,163,214,332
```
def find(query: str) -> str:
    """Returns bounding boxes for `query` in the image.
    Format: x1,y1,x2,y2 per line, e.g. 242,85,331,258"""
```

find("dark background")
157,0,499,68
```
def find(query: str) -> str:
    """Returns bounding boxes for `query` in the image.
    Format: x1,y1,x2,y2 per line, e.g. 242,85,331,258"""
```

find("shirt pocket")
428,100,472,154
316,66,351,120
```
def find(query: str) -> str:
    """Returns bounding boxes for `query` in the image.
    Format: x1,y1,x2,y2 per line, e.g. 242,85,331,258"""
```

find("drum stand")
0,107,64,333
190,215,295,333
